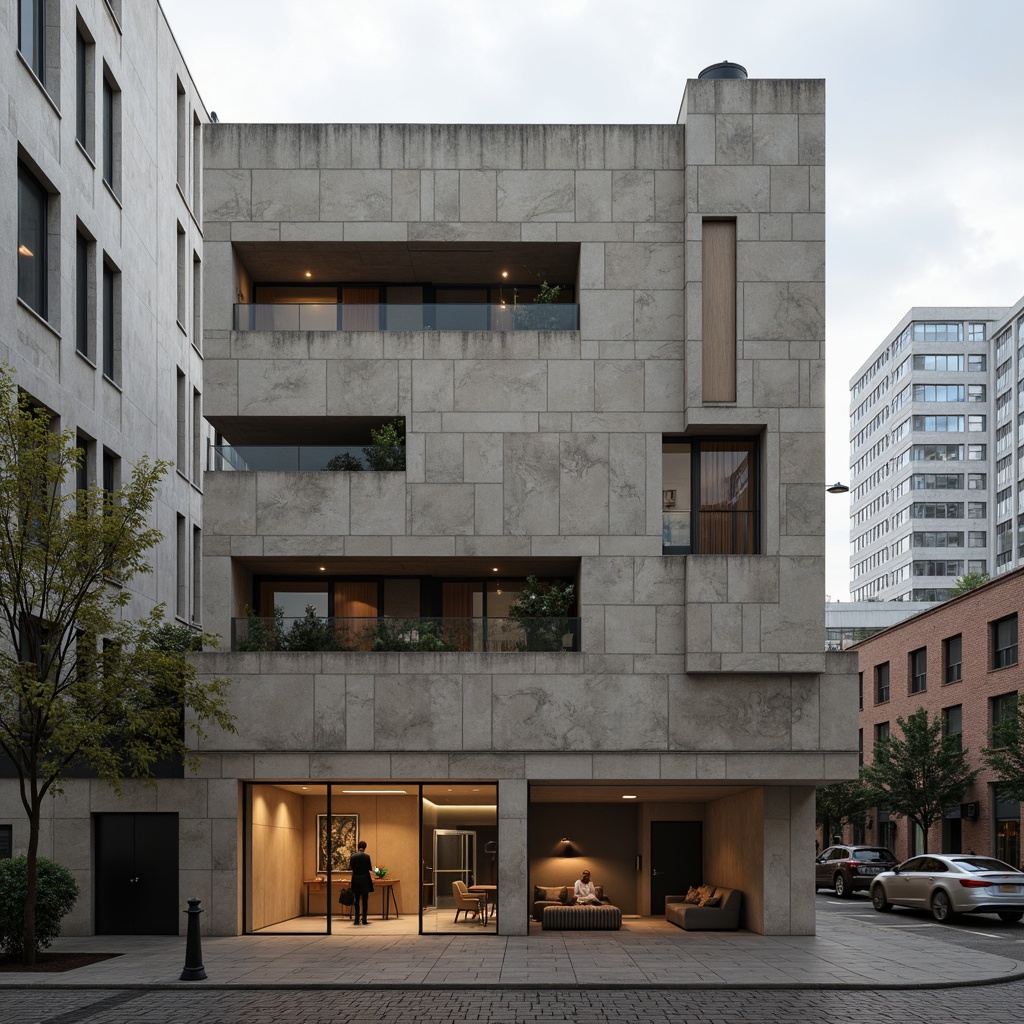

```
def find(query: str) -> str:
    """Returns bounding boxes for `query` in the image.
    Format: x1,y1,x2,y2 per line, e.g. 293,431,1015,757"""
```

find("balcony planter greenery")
508,576,575,651
513,282,564,331
236,606,355,652
369,618,460,652
324,418,406,472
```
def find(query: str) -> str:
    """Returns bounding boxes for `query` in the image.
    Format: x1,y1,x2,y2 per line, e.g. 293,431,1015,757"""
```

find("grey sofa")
665,886,742,930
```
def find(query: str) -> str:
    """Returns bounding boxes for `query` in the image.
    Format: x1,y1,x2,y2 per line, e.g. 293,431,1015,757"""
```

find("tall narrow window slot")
702,219,737,402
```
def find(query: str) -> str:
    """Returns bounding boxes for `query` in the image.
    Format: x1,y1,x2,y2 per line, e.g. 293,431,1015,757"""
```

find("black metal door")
95,813,179,934
650,820,703,914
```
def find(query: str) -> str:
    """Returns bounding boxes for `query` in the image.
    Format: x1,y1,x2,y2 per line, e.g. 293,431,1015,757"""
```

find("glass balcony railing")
233,303,579,332
662,510,758,554
210,445,381,472
230,615,581,653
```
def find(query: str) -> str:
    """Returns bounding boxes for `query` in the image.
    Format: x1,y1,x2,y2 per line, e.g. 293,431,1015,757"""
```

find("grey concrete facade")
186,75,856,938
1,7,856,943
0,0,208,936
848,297,1024,602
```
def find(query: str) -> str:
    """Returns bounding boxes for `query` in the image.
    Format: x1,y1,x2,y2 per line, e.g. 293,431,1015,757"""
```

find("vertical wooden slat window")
702,219,736,403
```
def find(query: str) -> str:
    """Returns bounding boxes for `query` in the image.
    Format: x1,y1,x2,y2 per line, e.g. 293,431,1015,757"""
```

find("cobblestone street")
5,982,1024,1024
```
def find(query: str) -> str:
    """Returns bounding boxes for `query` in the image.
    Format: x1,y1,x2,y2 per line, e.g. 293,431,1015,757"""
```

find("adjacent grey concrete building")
848,296,1024,602
2,5,856,940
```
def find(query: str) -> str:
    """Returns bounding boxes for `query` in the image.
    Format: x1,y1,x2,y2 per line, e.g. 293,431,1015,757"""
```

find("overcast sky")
159,0,1024,600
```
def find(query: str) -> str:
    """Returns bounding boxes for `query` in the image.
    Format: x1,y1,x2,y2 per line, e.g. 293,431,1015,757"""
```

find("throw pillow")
559,886,570,904
700,894,721,908
696,884,714,903
594,885,605,901
684,886,701,904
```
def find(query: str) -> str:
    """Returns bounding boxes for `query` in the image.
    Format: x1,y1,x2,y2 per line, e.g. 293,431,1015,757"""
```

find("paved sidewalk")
2,913,1022,990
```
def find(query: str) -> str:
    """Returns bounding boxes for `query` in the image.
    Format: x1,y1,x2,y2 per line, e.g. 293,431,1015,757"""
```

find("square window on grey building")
18,162,49,318
0,824,11,859
662,438,758,555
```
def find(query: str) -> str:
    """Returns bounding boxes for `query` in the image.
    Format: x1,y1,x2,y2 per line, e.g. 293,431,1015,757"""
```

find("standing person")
349,840,374,925
574,869,601,905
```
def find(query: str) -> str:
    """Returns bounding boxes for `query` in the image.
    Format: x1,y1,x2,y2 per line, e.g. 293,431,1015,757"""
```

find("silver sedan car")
870,854,1024,923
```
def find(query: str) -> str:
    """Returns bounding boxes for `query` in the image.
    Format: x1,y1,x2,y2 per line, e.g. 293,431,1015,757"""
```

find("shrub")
507,576,576,651
364,419,406,471
0,857,80,956
236,606,284,652
324,451,364,472
369,618,458,652
282,606,350,652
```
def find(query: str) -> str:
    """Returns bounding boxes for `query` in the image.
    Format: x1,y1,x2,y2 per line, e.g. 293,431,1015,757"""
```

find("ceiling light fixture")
18,245,33,257
340,789,409,795
622,794,638,800
305,271,312,278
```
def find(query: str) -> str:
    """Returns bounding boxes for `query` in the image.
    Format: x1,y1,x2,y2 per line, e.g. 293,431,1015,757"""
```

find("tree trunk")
22,794,40,967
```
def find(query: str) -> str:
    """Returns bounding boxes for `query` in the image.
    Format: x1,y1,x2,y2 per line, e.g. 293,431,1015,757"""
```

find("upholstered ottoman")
542,904,622,930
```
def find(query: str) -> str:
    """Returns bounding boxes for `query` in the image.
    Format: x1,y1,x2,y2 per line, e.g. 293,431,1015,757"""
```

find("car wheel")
930,890,955,923
834,873,852,899
997,911,1023,923
871,886,892,912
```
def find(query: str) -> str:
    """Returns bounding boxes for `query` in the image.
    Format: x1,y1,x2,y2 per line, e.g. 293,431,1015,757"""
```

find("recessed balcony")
228,240,580,333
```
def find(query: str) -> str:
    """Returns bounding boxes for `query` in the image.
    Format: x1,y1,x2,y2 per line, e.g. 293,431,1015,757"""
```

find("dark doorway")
94,813,179,934
650,820,702,914
941,816,962,854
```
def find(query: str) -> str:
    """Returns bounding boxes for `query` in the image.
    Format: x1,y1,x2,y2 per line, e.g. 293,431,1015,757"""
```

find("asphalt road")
815,888,1024,962
5,983,1024,1024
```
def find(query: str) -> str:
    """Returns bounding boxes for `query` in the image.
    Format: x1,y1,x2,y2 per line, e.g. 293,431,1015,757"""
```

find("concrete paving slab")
1,913,1021,990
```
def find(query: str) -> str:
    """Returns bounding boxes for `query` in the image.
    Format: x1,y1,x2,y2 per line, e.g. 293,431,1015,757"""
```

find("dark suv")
815,845,898,898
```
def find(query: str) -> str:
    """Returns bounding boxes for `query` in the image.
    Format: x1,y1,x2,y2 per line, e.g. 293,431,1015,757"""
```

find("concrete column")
497,779,528,935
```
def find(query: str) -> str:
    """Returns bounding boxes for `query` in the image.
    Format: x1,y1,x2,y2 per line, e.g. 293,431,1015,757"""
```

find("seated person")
574,869,601,905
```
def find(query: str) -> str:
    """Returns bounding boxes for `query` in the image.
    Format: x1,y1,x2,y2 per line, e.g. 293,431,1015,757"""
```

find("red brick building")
848,568,1022,866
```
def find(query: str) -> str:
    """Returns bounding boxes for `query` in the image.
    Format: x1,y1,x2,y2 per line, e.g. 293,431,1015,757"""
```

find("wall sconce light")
826,482,850,494
557,837,578,857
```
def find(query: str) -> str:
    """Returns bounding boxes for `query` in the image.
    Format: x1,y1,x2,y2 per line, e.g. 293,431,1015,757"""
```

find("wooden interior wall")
250,785,304,930
704,787,764,933
702,219,737,402
303,793,419,916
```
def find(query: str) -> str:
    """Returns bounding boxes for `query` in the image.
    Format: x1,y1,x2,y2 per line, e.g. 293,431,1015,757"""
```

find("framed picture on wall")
316,813,358,874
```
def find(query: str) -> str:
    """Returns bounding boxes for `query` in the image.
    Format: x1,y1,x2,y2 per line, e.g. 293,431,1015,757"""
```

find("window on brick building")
875,663,890,704
910,647,927,694
943,635,962,683
875,721,890,744
993,615,1018,669
941,705,962,750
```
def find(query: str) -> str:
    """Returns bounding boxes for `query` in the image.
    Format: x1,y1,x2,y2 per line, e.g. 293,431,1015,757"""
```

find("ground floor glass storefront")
244,782,497,935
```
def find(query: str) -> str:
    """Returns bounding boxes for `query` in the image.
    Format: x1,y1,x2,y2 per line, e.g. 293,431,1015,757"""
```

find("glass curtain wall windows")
243,782,496,936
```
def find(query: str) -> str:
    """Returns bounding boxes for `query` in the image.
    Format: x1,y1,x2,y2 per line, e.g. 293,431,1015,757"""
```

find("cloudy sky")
159,0,1024,599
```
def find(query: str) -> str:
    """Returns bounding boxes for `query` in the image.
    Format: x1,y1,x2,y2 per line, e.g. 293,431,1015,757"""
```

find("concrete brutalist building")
2,0,856,940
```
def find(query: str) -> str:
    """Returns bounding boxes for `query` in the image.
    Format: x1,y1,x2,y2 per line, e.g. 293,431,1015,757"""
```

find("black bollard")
180,897,207,981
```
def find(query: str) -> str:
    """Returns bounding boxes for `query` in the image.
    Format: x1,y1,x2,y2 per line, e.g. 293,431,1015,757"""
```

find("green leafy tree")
507,576,576,651
860,708,978,852
951,571,989,597
0,369,235,964
815,780,870,845
364,418,405,471
982,700,1024,802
